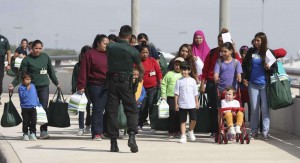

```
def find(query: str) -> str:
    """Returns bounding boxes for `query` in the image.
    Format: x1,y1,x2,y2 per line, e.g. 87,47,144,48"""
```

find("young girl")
161,57,184,138
175,62,199,143
71,45,92,136
138,43,162,130
214,42,243,93
168,44,198,83
18,72,39,141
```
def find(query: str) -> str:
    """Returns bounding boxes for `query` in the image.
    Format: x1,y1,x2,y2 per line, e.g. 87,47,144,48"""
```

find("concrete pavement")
1,93,300,163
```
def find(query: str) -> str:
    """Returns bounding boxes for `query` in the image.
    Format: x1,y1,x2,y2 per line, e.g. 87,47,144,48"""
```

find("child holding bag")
161,57,184,139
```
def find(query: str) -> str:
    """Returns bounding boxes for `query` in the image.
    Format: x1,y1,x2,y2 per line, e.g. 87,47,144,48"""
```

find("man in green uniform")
106,25,144,153
0,34,12,105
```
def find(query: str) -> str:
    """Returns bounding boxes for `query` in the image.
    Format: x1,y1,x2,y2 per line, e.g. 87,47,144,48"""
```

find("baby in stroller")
220,86,244,135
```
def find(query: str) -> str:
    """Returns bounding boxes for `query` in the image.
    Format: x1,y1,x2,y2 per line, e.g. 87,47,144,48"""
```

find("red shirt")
202,48,242,82
142,57,162,89
77,49,107,90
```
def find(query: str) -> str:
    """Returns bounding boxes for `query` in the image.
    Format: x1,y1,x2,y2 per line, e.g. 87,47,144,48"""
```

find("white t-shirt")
221,99,240,108
174,77,198,109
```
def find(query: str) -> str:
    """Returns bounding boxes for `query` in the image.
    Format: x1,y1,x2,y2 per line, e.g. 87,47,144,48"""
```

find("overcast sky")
1,0,299,58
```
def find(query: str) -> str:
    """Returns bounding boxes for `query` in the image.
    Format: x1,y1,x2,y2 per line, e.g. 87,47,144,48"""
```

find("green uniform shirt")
0,35,10,56
12,52,59,87
106,39,141,74
161,71,182,98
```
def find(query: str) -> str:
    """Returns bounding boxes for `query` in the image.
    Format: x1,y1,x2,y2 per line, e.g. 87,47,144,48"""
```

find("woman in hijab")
191,30,210,62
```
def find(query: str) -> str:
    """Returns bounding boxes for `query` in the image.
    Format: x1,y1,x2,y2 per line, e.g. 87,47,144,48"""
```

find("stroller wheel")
236,133,240,142
240,133,245,144
218,134,224,144
245,134,250,144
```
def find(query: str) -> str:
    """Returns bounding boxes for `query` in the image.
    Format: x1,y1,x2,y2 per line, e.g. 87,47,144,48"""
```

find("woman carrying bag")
8,40,61,139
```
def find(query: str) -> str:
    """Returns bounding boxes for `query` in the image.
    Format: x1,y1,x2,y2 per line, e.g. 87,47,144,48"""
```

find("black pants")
36,85,49,132
21,109,37,135
138,87,157,126
0,55,5,97
206,80,219,133
106,78,138,138
167,97,180,133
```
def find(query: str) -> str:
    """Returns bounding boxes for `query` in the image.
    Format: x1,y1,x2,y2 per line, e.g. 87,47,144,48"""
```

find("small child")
161,57,184,138
71,45,92,136
18,72,38,141
119,68,146,137
221,86,244,135
175,62,199,143
133,68,146,108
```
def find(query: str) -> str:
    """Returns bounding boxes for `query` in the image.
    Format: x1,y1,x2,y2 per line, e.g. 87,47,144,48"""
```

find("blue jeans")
88,85,107,135
248,83,269,135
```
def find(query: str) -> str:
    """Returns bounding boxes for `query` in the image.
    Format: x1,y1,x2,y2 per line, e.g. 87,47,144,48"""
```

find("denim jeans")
88,85,107,135
248,83,269,135
138,87,157,126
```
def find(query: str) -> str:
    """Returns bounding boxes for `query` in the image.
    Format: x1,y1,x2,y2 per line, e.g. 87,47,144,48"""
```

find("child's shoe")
250,132,258,140
29,133,37,141
228,127,236,135
168,133,175,139
40,131,50,139
187,130,196,142
235,125,242,134
179,135,187,143
77,129,84,136
93,134,102,141
23,134,29,141
84,125,91,134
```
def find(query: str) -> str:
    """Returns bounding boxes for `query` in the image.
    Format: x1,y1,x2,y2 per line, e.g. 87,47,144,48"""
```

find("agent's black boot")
128,131,138,153
110,138,119,152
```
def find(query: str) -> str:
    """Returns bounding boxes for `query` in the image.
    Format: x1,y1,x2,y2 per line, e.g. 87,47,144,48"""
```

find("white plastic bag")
68,92,88,115
158,99,169,119
195,56,204,76
36,104,48,125
14,57,23,68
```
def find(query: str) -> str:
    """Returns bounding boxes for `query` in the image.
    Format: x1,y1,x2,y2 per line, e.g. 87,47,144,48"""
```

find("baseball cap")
174,57,185,62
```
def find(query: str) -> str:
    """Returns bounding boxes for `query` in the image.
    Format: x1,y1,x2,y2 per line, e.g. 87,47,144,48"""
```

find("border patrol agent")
0,34,12,104
106,25,144,153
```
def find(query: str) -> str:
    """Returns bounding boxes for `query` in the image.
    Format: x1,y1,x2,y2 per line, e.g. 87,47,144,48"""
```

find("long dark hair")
254,32,268,63
92,34,107,49
175,44,197,80
78,45,92,63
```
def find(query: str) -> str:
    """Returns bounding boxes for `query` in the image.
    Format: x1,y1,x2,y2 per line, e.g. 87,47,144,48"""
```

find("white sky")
1,0,300,59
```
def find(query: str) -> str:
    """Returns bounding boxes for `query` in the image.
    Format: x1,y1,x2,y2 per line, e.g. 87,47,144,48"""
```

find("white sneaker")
84,125,91,134
23,134,29,141
228,127,236,135
188,130,196,142
77,129,84,136
235,125,242,134
179,135,187,143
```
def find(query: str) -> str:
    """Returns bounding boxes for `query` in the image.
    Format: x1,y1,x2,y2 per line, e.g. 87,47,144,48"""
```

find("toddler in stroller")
216,86,250,144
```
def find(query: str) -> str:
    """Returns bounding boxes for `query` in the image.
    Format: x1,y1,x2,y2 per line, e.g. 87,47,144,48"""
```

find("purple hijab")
191,30,210,62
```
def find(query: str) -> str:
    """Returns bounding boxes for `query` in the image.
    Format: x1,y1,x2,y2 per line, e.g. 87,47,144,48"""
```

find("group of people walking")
0,24,287,152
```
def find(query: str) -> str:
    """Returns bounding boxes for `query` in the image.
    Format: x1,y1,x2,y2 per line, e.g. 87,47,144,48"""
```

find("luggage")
47,89,70,127
150,89,169,131
1,93,22,127
194,93,212,133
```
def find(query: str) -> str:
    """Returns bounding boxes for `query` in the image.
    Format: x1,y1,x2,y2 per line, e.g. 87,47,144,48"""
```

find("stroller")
214,85,250,144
